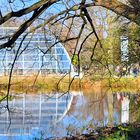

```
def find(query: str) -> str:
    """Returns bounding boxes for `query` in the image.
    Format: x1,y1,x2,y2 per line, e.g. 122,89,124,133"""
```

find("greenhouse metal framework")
0,27,74,75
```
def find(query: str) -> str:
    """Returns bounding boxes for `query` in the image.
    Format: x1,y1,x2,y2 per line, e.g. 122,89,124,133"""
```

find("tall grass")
0,75,140,93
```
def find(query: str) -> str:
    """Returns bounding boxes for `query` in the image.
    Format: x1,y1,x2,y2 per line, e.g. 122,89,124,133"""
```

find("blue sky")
0,0,69,15
0,0,76,27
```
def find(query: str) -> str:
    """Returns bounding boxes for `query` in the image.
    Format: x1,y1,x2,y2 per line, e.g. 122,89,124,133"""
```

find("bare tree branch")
0,0,59,25
0,0,58,49
93,0,140,25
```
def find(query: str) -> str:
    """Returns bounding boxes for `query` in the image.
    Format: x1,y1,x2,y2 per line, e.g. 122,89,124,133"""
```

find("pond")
0,90,140,139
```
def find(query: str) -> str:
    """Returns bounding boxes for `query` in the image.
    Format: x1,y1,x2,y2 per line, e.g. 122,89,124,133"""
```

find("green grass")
98,124,140,140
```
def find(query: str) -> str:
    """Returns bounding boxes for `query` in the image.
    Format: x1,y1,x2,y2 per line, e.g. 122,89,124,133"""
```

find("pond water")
0,90,140,139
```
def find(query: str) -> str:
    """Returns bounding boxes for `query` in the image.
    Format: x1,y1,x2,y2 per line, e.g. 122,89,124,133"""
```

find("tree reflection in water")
0,91,139,139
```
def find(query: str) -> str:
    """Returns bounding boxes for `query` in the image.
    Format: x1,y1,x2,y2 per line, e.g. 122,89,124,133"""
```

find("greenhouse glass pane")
56,47,65,54
0,27,74,75
0,55,5,60
24,62,35,68
57,55,68,61
24,55,39,61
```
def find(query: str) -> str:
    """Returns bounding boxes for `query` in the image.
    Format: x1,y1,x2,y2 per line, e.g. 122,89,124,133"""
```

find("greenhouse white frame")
0,27,74,75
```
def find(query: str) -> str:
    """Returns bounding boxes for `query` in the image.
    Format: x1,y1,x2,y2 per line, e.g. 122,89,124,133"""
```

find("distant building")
120,36,129,62
0,27,74,75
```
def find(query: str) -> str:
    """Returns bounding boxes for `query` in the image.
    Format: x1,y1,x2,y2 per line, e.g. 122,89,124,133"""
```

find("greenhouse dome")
0,27,74,75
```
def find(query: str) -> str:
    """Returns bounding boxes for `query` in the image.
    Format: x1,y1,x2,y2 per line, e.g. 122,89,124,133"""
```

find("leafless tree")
0,0,139,136
0,0,139,48
0,0,139,105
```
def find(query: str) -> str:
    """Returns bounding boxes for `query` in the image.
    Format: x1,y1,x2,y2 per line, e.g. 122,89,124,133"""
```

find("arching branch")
93,0,140,25
0,0,60,25
0,0,58,49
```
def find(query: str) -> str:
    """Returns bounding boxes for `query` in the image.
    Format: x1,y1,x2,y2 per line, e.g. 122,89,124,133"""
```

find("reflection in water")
0,91,139,139
117,93,130,123
0,92,77,139
63,91,139,136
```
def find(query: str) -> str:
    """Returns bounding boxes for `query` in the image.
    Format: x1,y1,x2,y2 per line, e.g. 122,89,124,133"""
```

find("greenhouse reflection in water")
0,92,79,139
0,91,139,139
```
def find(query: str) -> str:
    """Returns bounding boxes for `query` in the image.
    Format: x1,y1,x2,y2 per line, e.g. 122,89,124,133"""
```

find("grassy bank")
0,75,140,93
0,75,86,93
103,77,140,92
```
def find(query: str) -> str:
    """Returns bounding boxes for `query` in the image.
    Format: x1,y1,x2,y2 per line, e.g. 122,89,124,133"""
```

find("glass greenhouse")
0,27,74,75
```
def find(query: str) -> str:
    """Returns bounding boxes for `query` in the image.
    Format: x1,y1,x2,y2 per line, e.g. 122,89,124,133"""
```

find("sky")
0,0,109,39
0,0,68,15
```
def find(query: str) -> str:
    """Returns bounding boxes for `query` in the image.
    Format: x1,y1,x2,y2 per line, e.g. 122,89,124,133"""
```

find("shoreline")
0,75,140,93
60,123,140,140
